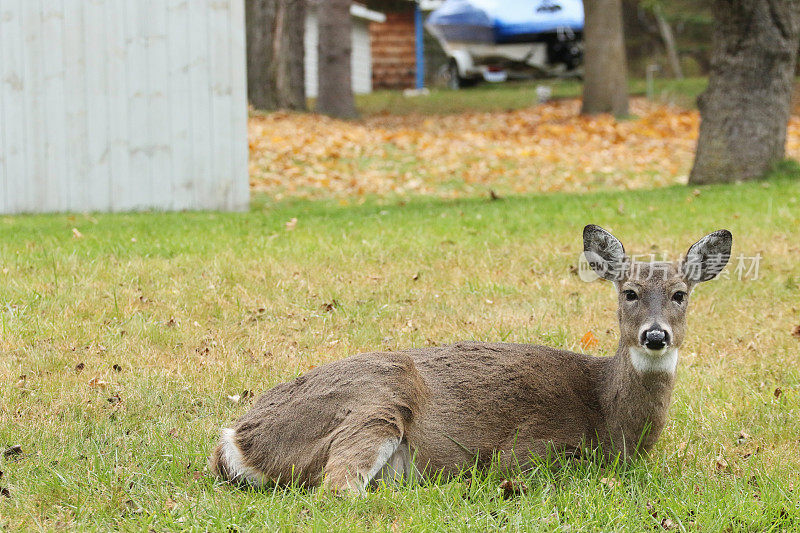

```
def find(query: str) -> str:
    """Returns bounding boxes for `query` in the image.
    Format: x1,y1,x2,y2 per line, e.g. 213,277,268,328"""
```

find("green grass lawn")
355,77,708,116
1,175,799,530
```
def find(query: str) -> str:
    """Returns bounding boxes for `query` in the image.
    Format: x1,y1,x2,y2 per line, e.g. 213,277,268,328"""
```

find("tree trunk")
653,5,683,79
581,0,629,116
245,0,306,111
689,0,800,184
316,0,358,119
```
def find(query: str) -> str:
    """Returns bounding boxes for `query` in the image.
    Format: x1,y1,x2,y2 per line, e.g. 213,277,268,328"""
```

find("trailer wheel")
447,60,462,90
446,59,475,90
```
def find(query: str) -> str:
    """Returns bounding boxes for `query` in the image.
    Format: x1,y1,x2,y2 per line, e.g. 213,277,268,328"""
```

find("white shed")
304,3,386,99
0,0,249,214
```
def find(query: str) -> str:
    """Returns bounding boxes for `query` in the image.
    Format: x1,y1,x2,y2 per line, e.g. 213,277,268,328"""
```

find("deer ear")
583,225,627,281
682,230,732,283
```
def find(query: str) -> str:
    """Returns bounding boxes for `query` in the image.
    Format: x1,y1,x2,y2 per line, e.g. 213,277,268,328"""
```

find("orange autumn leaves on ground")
249,98,703,199
249,96,800,199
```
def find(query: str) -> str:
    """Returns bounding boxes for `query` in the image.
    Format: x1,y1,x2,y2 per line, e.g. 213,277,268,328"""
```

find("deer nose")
641,328,669,350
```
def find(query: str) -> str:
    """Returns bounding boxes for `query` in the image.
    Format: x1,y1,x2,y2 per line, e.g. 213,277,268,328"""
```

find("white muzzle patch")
629,346,678,375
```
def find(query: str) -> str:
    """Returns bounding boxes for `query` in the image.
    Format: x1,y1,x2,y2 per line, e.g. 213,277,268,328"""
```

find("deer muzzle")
640,327,670,351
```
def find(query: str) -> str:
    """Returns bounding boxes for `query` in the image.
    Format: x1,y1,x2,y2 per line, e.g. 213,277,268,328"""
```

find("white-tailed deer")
210,225,732,492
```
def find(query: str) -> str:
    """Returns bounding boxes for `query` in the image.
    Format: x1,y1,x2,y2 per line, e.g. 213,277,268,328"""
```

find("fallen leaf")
320,300,340,313
792,325,800,338
715,455,729,473
285,217,298,230
498,478,527,499
227,394,241,404
88,378,109,389
0,486,9,498
742,446,760,459
660,518,676,530
600,476,620,489
71,228,83,239
75,362,85,373
166,317,177,327
123,499,144,514
736,430,750,445
2,445,22,459
774,387,783,399
580,331,599,350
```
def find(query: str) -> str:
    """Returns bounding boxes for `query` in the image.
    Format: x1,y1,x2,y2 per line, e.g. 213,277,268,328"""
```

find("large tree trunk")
581,0,629,116
245,0,306,111
316,0,358,119
690,0,800,184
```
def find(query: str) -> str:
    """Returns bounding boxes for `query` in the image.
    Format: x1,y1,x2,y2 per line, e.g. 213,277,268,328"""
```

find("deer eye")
672,291,687,304
622,290,638,302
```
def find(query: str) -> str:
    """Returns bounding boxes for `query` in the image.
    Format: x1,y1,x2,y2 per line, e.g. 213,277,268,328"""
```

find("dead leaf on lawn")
0,486,9,498
736,430,751,445
320,300,340,313
600,476,620,489
774,387,783,399
660,517,676,530
285,217,298,230
715,455,730,473
580,331,599,350
71,228,83,239
88,378,109,389
2,445,22,459
74,362,85,373
742,446,760,460
498,478,527,499
792,325,800,338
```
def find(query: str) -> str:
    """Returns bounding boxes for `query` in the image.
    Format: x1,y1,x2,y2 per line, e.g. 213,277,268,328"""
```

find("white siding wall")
351,19,373,95
0,0,249,214
304,13,373,99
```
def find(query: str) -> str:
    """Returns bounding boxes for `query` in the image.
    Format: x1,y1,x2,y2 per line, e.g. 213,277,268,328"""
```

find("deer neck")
598,341,677,455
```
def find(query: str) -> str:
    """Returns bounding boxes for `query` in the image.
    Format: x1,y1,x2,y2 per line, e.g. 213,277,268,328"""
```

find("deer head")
583,225,732,374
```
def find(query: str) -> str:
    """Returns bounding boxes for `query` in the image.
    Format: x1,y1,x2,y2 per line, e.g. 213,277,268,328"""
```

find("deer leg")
322,420,412,493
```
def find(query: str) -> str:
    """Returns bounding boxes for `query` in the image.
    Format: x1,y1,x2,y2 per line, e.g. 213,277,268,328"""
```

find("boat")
426,0,584,87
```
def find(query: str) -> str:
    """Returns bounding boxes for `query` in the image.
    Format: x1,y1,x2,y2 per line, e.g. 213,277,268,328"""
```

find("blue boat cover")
427,0,584,44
